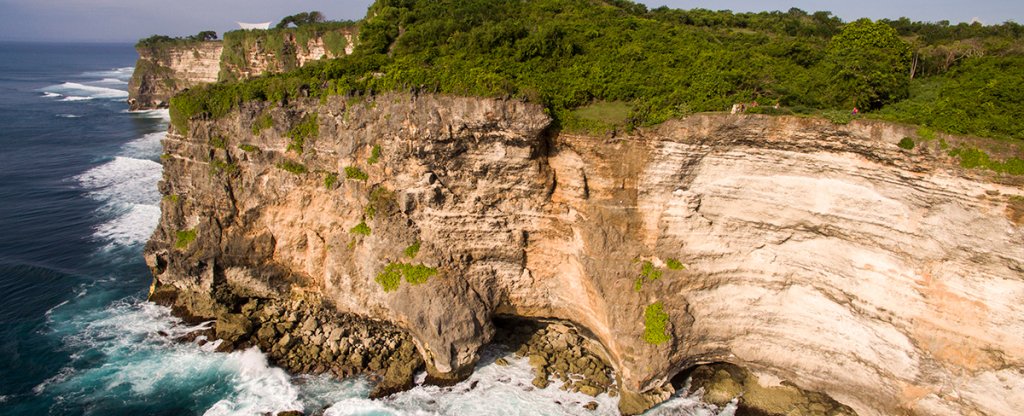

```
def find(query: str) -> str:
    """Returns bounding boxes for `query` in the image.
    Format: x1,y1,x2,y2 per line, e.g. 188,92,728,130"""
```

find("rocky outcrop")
128,41,222,110
218,26,358,82
146,93,1024,415
128,26,357,110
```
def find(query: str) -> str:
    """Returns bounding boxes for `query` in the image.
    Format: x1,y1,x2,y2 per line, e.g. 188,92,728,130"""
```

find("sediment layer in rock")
146,92,1024,415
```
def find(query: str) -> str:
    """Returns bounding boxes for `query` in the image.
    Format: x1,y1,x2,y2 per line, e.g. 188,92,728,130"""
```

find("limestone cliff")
146,93,1024,415
128,26,356,111
128,41,222,110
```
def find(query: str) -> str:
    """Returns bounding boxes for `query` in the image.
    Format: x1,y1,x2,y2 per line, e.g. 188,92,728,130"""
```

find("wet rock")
532,375,549,389
583,401,599,411
685,363,857,416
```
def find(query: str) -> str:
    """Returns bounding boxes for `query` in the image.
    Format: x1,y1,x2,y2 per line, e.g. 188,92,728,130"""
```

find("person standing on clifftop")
852,107,860,115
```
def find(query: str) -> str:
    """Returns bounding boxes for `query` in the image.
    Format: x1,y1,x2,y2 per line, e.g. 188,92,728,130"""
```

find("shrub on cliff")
643,302,672,345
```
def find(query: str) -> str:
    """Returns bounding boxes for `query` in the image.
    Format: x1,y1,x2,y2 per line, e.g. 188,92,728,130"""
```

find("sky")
0,0,1022,43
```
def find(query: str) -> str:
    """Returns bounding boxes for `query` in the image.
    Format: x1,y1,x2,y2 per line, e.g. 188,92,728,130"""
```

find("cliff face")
146,93,1024,415
218,27,357,81
128,42,222,110
128,26,356,110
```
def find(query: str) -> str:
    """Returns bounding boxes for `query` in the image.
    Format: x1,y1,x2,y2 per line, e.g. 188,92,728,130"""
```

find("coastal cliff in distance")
128,40,221,110
145,92,1024,415
128,24,357,111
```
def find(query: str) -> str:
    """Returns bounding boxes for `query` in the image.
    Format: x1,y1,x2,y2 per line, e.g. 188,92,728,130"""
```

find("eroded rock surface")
146,93,1024,415
128,41,222,110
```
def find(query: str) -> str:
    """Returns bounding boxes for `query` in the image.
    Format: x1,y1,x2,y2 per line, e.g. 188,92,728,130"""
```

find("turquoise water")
0,42,729,416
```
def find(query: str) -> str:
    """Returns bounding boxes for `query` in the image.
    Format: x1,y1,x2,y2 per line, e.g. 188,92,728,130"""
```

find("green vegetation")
898,137,916,150
404,241,421,258
160,153,172,161
323,30,351,56
163,194,180,203
666,258,685,270
239,144,261,153
872,57,1024,142
824,19,911,110
375,265,402,291
917,127,937,141
209,136,226,149
345,166,369,181
375,262,439,292
948,146,1024,175
643,302,672,345
287,114,318,154
324,172,339,189
634,260,664,292
368,145,382,165
276,160,308,174
277,11,326,29
251,113,274,134
566,101,633,134
175,229,197,249
822,110,855,125
209,158,238,175
170,0,1023,148
350,221,371,236
218,21,356,82
136,30,218,48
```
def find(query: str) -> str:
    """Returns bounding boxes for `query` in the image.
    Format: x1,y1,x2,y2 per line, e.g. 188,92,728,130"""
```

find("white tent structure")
237,22,272,30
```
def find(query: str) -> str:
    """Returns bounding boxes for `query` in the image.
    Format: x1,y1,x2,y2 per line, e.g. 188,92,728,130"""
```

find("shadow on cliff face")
670,363,857,416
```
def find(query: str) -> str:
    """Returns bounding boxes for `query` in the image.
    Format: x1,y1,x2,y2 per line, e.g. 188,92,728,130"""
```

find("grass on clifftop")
169,0,1024,161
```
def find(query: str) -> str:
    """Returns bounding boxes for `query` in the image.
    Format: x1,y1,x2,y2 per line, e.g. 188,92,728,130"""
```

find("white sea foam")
42,82,128,100
42,300,305,416
121,131,167,160
77,156,162,206
126,109,171,121
42,91,61,98
57,114,82,118
82,67,134,82
76,154,162,247
320,347,727,416
97,77,129,85
92,203,161,246
203,348,304,416
61,96,94,101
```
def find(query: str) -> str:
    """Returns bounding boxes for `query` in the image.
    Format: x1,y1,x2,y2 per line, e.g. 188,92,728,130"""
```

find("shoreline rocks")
151,284,424,398
493,319,617,398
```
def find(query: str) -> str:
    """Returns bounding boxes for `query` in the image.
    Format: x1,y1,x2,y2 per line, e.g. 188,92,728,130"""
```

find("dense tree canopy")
171,0,1024,145
824,19,912,109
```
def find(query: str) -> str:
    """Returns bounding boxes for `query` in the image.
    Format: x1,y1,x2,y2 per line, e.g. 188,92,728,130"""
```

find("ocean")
0,42,730,416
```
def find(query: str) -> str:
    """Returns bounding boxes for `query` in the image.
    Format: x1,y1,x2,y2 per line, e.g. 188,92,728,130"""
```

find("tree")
276,11,326,29
824,18,912,110
190,30,218,41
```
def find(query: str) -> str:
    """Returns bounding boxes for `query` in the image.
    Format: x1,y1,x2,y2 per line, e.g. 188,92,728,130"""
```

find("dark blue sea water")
0,42,725,416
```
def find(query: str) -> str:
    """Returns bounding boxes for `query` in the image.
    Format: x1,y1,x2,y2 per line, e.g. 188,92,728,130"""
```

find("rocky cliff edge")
146,93,1024,415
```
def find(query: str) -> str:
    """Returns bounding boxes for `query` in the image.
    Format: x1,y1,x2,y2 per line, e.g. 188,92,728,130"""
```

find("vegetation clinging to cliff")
375,262,438,292
643,302,672,345
218,21,356,82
